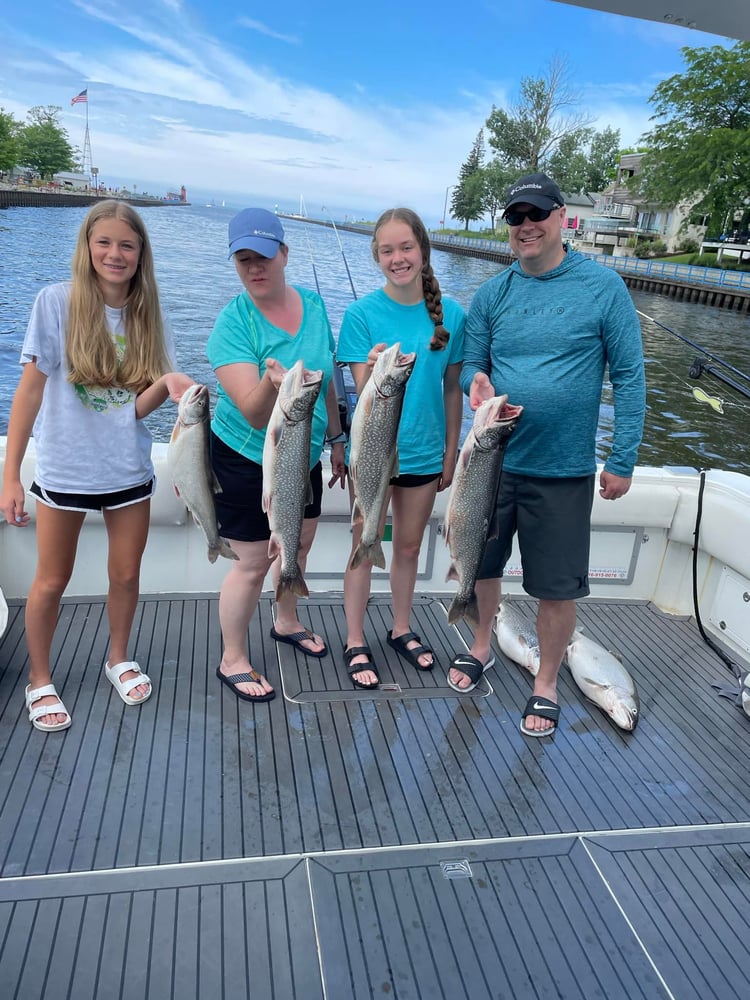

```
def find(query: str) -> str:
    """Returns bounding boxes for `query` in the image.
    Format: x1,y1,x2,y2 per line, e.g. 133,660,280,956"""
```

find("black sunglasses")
504,206,557,226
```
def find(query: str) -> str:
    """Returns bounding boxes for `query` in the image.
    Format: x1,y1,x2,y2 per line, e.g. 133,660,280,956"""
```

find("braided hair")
371,207,450,350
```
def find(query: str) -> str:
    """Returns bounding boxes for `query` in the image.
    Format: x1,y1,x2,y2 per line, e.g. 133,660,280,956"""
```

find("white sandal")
105,660,152,706
25,683,72,732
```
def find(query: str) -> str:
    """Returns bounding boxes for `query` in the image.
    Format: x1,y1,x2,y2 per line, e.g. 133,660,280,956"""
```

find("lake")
1,203,748,470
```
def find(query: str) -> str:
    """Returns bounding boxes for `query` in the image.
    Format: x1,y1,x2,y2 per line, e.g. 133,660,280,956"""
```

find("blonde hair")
66,200,171,391
372,207,450,350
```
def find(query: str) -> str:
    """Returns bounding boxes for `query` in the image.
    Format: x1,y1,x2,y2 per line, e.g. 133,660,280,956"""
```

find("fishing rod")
322,205,358,300
297,195,321,296
637,309,750,395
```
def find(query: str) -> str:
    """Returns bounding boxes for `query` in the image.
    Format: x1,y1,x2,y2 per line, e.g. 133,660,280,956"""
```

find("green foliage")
480,159,515,229
634,239,667,258
451,131,486,228
18,106,76,180
638,41,750,231
676,237,699,254
0,108,22,173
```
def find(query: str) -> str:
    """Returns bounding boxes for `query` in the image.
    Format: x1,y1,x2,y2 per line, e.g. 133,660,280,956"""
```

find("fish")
564,630,640,731
168,384,239,564
444,395,523,625
348,343,416,570
262,359,323,600
494,599,540,675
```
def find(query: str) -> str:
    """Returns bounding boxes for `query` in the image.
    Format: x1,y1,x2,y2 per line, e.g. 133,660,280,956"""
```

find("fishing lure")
691,386,725,414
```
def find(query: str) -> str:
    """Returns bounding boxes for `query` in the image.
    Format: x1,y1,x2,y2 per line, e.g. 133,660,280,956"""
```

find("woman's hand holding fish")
164,371,198,403
468,372,495,411
367,343,389,369
263,358,287,389
599,470,632,501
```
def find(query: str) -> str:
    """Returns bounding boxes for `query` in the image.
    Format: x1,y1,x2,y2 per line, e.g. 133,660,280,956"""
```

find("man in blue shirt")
449,172,646,737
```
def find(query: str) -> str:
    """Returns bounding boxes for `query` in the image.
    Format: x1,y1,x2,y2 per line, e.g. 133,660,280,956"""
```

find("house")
52,171,90,191
577,153,706,255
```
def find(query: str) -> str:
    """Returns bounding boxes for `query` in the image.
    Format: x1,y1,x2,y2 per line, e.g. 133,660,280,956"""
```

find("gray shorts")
477,472,595,601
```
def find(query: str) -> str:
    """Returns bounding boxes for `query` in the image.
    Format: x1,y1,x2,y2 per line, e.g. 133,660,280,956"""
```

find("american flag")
71,89,88,105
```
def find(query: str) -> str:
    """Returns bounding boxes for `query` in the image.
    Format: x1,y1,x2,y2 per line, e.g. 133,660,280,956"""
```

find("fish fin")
445,561,460,583
306,480,313,506
447,593,479,626
169,423,181,444
173,484,182,499
607,649,625,662
350,497,364,526
217,538,239,561
350,538,385,570
276,567,308,600
261,492,271,515
211,471,223,496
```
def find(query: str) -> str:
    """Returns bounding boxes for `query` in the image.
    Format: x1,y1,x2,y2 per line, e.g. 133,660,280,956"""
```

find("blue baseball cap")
228,208,285,258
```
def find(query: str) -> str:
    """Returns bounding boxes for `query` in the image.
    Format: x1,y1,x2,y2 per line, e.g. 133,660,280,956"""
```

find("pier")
0,187,190,210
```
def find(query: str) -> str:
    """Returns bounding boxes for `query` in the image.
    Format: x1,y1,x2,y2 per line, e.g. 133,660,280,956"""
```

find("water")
1,204,748,470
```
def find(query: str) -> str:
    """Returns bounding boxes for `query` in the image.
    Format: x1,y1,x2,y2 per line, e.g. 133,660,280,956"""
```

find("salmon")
168,384,239,563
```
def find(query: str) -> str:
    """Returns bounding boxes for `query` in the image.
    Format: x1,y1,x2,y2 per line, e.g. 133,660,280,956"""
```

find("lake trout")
495,599,541,675
444,395,523,625
168,384,239,563
262,360,323,600
348,343,416,570
565,630,640,731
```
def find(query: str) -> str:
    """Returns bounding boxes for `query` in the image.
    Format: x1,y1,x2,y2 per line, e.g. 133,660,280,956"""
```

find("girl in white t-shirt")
0,200,194,733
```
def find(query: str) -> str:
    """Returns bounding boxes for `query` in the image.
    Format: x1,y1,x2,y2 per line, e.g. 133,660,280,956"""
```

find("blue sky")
0,0,730,222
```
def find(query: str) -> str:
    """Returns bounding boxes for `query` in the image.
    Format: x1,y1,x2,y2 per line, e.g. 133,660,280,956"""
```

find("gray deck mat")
1,593,749,998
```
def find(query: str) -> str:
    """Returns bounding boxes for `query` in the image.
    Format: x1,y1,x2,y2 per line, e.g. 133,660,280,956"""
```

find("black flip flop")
215,666,276,703
270,626,328,658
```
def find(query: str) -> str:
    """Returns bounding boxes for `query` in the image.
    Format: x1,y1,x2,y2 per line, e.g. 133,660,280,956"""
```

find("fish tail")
447,592,479,626
276,566,309,601
349,538,385,571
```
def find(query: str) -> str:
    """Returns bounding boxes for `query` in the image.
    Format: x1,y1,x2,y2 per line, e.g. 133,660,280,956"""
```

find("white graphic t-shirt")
21,282,175,493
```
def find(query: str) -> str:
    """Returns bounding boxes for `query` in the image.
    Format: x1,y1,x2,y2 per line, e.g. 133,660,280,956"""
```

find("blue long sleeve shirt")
460,249,646,478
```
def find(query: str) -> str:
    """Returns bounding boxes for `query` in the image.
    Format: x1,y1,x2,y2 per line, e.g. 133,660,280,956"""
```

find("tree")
637,42,750,234
451,130,486,229
18,106,76,180
485,56,594,173
481,159,515,230
0,108,22,174
586,127,621,192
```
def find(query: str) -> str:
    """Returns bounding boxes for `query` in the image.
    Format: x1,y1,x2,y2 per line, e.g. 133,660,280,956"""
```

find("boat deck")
1,592,749,999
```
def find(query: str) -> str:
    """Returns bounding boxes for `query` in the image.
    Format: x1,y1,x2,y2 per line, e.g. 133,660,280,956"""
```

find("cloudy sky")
0,0,730,221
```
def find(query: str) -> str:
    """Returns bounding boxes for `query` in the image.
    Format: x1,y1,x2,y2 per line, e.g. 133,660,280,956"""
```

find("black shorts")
390,471,441,488
477,472,595,601
210,431,323,543
29,478,155,512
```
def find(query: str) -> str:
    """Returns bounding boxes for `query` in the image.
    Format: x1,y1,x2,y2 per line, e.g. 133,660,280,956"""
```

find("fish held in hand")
262,360,323,600
444,395,522,625
348,343,416,570
494,599,540,675
565,630,640,731
168,384,239,564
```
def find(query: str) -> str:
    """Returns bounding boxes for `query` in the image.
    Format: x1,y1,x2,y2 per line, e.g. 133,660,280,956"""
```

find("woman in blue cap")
206,208,346,703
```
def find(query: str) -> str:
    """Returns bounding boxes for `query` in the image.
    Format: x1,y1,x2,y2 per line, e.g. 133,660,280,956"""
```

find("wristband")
326,432,347,446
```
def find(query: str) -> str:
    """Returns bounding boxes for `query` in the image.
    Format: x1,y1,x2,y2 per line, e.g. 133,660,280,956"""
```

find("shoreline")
0,186,190,210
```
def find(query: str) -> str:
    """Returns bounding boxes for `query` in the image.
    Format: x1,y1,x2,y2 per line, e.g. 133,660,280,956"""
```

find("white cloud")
236,18,301,45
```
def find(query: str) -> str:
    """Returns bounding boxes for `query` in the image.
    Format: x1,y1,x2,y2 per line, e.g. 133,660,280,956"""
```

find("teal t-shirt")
337,289,465,475
460,249,646,477
207,286,335,467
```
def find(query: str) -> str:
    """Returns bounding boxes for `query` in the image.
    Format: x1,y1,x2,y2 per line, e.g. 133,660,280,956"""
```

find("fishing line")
637,309,750,405
322,206,358,300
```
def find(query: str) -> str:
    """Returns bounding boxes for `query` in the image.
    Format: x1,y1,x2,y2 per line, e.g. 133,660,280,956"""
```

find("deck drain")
440,859,473,879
